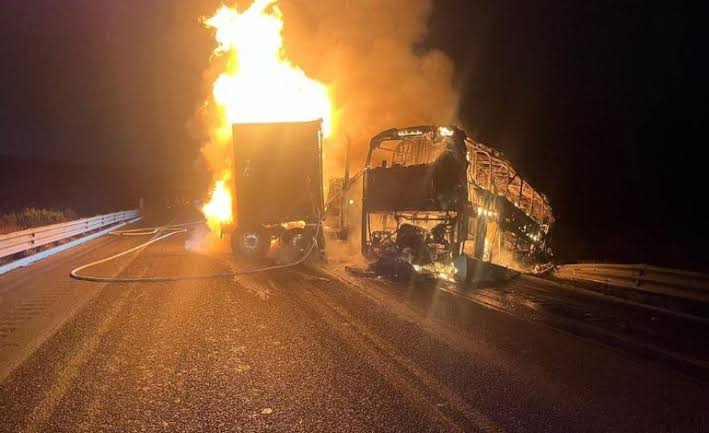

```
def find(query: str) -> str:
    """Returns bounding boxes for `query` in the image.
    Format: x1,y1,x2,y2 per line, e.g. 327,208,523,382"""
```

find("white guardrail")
0,210,140,274
554,263,709,303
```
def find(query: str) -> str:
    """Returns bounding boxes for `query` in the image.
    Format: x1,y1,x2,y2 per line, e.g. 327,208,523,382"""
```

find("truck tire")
232,228,270,258
280,228,308,253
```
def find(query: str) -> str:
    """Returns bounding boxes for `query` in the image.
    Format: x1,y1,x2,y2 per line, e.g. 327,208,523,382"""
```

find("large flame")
202,175,233,233
201,0,333,231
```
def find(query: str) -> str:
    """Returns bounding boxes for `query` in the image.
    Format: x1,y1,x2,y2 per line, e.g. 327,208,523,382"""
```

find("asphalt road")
0,216,707,432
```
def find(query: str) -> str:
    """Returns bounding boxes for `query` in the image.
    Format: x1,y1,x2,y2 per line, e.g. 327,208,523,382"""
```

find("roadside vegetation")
0,208,78,235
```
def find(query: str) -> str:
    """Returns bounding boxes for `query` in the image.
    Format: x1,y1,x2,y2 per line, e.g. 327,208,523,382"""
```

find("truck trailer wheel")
232,229,270,258
280,228,308,253
280,225,324,259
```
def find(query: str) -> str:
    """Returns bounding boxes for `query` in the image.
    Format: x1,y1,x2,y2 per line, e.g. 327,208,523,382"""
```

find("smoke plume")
280,0,459,172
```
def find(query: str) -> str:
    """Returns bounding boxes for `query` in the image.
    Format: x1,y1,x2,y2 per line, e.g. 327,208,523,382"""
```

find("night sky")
1,0,706,270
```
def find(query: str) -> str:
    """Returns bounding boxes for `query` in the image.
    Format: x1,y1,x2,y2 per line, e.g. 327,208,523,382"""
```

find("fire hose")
69,221,320,283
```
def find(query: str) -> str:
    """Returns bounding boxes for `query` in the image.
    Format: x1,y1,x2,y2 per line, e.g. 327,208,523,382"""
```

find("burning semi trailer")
199,1,333,259
225,120,326,259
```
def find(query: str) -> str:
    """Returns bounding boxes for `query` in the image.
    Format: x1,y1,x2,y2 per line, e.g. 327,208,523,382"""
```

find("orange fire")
202,175,233,233
201,0,333,231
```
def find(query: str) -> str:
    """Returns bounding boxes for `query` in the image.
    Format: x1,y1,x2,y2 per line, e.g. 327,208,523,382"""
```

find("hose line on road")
108,221,203,236
69,222,320,283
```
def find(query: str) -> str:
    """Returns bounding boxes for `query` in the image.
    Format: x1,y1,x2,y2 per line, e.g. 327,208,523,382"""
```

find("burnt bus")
229,120,325,258
361,125,554,274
